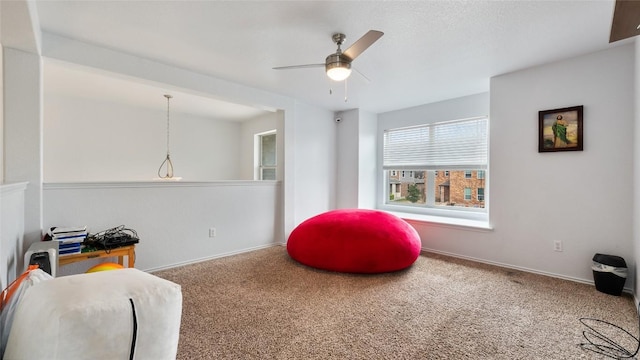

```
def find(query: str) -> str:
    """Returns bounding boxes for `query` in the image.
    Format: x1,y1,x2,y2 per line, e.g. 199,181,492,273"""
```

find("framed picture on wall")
538,105,583,152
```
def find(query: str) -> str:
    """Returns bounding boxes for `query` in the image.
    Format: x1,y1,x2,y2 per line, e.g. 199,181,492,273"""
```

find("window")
257,131,276,180
464,188,472,200
382,116,488,221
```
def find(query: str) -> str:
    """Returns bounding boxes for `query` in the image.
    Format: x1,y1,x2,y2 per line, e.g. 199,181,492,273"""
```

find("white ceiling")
43,59,273,121
35,0,626,114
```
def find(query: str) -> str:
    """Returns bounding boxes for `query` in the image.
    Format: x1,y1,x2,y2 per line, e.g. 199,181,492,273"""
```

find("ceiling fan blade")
342,30,384,60
273,64,324,70
609,0,640,43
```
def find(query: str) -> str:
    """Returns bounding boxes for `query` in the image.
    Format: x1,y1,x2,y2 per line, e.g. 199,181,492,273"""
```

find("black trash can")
592,253,627,296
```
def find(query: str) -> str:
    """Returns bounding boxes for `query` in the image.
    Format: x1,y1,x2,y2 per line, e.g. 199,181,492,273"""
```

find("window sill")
386,210,493,231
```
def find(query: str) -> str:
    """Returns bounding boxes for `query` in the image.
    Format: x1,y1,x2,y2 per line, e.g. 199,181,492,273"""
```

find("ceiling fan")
273,30,384,82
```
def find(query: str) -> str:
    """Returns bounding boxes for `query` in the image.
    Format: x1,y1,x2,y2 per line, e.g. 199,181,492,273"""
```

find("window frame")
379,116,489,223
255,130,277,181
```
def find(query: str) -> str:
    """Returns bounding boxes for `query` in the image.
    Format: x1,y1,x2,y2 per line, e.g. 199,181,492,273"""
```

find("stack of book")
48,226,88,255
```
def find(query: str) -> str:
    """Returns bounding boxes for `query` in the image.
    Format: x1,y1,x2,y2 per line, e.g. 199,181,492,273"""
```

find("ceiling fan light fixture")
327,66,352,81
325,54,352,81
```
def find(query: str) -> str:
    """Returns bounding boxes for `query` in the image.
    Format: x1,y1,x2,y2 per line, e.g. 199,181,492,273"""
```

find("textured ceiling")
35,0,624,114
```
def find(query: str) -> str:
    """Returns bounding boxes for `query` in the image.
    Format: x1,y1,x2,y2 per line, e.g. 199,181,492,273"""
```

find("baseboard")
421,247,634,294
146,243,280,273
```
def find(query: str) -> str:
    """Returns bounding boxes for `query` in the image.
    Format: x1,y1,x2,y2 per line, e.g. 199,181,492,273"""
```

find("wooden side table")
58,244,136,268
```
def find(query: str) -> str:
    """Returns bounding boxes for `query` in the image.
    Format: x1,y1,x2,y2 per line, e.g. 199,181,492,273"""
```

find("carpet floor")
155,246,638,359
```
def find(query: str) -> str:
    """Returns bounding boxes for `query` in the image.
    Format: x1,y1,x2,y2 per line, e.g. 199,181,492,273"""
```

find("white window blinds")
383,116,488,170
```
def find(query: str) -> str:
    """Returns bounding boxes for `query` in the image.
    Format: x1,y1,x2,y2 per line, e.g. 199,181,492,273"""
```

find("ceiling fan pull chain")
344,79,348,102
328,75,334,95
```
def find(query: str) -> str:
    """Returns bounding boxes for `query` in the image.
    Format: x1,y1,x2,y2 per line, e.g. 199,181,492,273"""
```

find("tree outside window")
406,184,421,203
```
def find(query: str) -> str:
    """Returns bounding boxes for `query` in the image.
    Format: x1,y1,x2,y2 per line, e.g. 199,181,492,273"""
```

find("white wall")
336,109,359,209
44,94,245,182
0,183,27,288
0,0,42,284
292,101,336,226
634,38,640,296
358,110,377,209
335,108,378,209
490,44,634,285
4,47,42,247
378,92,489,130
0,45,4,183
388,45,634,287
44,181,281,274
0,8,2,184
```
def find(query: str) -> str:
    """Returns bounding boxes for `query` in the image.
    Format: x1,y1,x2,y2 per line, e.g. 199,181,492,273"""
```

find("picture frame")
538,105,583,152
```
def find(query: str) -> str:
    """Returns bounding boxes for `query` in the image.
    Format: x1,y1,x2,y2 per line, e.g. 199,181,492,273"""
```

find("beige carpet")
155,246,638,359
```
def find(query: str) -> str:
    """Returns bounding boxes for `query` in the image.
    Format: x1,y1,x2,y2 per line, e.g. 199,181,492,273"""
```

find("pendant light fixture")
158,94,176,179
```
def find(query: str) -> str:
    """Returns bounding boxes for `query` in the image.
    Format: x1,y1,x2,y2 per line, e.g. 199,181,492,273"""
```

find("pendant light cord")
158,94,174,179
165,94,171,158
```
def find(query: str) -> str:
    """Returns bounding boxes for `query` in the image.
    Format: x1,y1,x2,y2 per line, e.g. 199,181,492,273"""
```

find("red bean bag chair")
287,209,421,273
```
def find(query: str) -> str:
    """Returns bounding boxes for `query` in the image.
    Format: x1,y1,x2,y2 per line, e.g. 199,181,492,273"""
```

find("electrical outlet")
209,228,216,238
553,240,563,252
